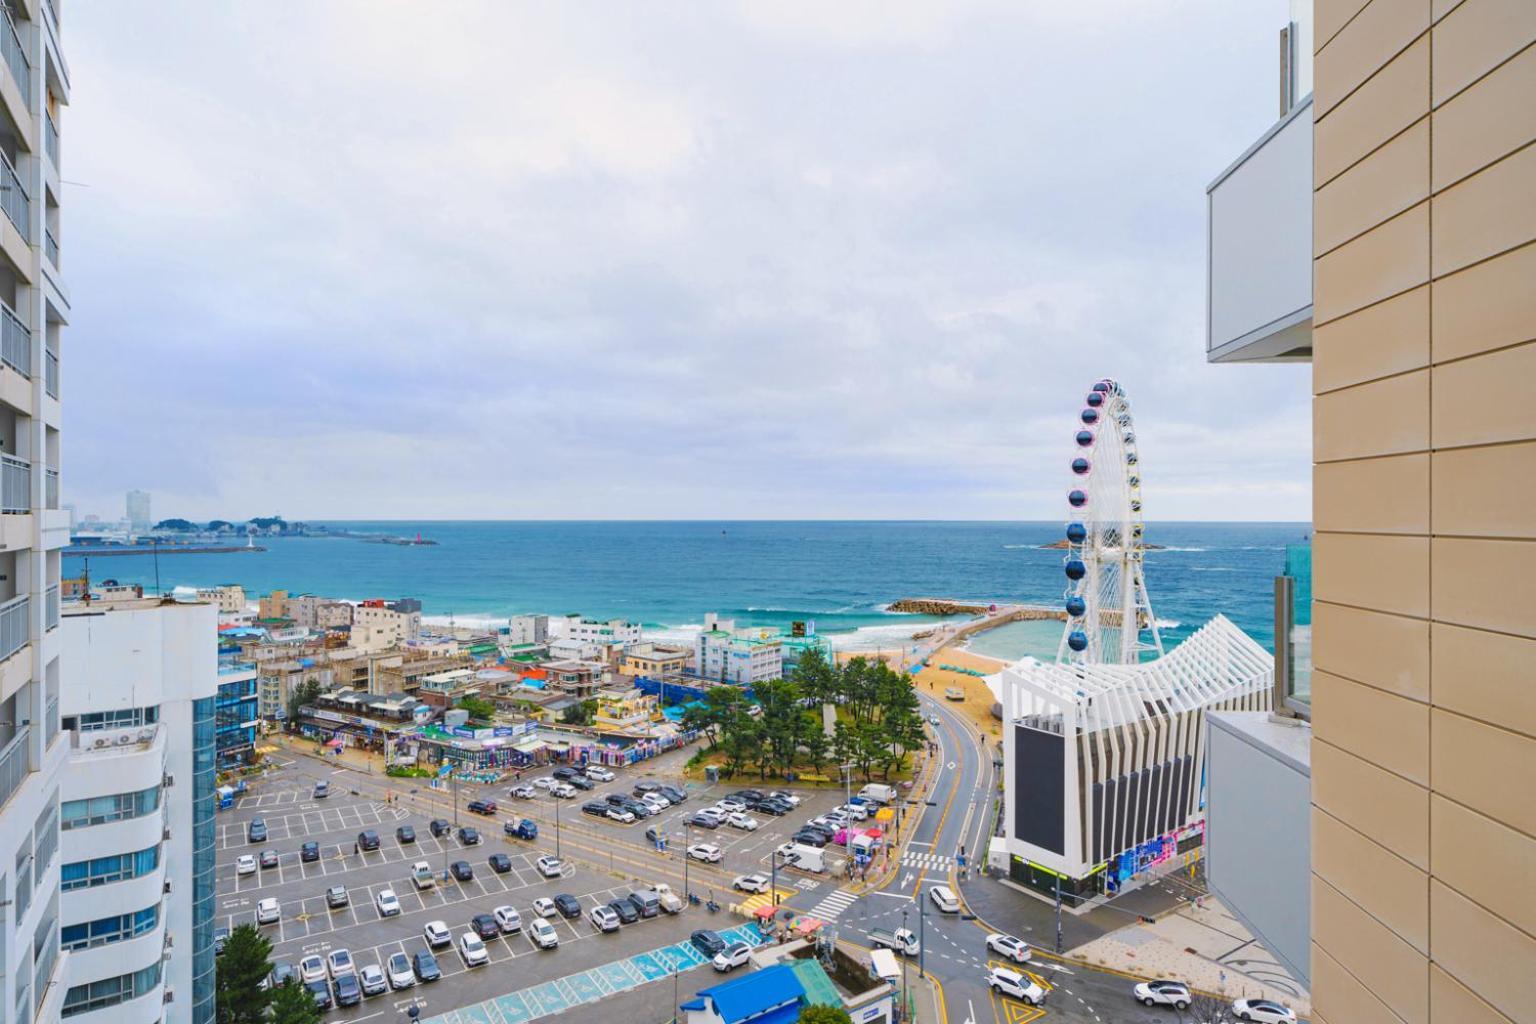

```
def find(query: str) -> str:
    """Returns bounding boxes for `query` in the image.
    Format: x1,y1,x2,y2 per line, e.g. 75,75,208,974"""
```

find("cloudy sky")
63,1,1311,522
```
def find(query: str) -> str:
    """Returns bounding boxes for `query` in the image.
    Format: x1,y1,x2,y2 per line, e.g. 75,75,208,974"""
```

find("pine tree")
214,924,273,1024
267,978,322,1024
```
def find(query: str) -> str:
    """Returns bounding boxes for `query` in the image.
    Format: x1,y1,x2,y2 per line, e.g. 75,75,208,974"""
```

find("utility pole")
1054,874,1063,954
683,821,693,899
918,894,926,979
900,906,910,1022
840,762,855,867
555,793,562,859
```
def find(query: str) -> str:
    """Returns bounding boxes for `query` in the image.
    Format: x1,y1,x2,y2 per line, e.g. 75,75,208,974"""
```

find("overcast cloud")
63,1,1311,522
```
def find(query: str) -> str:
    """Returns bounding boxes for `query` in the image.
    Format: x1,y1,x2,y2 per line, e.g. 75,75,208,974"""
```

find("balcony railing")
0,6,30,112
45,694,59,747
2,301,30,378
44,467,56,509
1,454,30,513
45,584,59,630
0,593,30,660
0,147,29,242
34,919,58,1014
44,227,56,267
44,112,58,170
44,342,57,398
0,724,31,813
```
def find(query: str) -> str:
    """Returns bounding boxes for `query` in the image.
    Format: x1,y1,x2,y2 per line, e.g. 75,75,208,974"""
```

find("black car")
658,785,687,803
626,891,659,919
259,849,280,869
567,775,595,791
300,841,320,862
412,950,441,982
792,829,830,847
467,799,497,815
267,962,298,990
604,793,629,806
247,818,267,843
582,800,609,817
552,767,578,781
471,913,500,939
396,825,416,844
488,853,512,873
690,930,727,957
757,799,789,816
357,829,380,851
457,827,481,845
632,780,662,796
429,818,452,838
450,860,474,881
553,893,583,919
305,979,333,1010
619,798,650,818
689,812,721,829
332,972,362,1007
608,898,638,924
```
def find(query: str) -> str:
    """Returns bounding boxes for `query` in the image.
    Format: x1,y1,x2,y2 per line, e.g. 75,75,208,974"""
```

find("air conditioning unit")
139,729,155,742
163,988,174,1005
163,879,173,895
116,733,133,745
162,828,172,842
163,773,174,788
93,737,110,749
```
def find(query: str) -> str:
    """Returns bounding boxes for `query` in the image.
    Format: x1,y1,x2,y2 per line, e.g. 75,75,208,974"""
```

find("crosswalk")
806,888,859,920
901,851,954,870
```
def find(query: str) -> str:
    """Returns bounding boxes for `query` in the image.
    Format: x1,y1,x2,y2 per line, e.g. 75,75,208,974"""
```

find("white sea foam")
1155,619,1182,629
1149,546,1208,553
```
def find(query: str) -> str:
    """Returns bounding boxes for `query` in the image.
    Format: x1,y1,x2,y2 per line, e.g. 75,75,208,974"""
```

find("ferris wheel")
1057,379,1164,666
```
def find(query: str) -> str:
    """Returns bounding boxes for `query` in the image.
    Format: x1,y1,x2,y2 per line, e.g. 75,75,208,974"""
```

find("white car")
510,784,536,799
537,856,563,878
422,920,452,948
732,874,771,894
551,782,576,798
774,842,800,862
929,885,960,913
325,948,354,979
712,941,754,972
718,797,748,813
606,807,636,824
1132,981,1191,1009
688,843,724,863
385,952,415,990
641,793,670,812
987,966,1045,1006
838,803,869,821
986,933,1031,963
533,897,558,918
458,932,489,967
726,813,760,831
358,963,387,997
493,905,522,934
528,918,559,949
375,888,401,917
533,776,556,790
588,905,620,932
768,790,801,807
808,815,838,831
255,897,280,925
584,766,615,782
298,955,326,984
235,854,257,876
1232,999,1297,1023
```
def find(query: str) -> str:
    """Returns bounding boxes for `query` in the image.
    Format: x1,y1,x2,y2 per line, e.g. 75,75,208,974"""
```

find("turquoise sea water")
67,521,1309,655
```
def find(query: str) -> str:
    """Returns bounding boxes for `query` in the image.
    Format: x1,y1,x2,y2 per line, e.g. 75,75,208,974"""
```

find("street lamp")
683,821,693,900
554,791,562,860
900,906,910,1021
918,892,926,979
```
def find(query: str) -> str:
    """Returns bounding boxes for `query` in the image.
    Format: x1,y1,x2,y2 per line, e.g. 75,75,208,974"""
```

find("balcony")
2,453,31,512
0,723,31,813
45,340,57,398
45,111,58,169
0,593,30,660
45,467,57,509
46,583,59,630
0,147,29,243
0,5,29,112
1205,96,1313,363
2,300,30,377
45,227,57,268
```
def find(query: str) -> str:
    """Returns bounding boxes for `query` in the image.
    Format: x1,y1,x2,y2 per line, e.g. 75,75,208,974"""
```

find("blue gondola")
1065,596,1086,617
1067,631,1089,652
1066,522,1087,543
1081,409,1099,425
1068,490,1087,508
1065,560,1086,580
1072,458,1090,475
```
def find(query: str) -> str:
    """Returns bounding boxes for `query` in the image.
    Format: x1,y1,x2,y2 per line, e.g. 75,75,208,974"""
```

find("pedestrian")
353,841,359,855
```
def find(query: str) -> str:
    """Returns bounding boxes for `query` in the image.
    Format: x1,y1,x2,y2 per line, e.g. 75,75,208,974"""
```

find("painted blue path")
423,924,765,1024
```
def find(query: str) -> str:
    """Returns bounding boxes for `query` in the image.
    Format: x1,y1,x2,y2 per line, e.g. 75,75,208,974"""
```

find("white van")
787,843,826,873
928,885,960,913
859,783,895,804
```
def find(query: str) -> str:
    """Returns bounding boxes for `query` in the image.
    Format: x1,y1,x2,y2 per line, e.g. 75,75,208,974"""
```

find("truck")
858,783,896,805
503,818,539,841
869,927,921,956
650,883,685,914
786,843,826,874
410,861,436,890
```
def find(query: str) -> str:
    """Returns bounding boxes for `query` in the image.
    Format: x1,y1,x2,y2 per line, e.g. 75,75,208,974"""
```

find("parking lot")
218,745,874,1022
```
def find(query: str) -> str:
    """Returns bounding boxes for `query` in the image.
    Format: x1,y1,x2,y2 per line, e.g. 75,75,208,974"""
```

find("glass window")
59,903,159,950
1275,543,1312,715
59,844,160,891
61,785,161,830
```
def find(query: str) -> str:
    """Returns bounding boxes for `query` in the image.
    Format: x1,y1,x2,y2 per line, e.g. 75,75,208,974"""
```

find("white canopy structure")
997,615,1272,902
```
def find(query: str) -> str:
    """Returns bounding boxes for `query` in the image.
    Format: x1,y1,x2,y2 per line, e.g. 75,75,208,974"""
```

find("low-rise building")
682,939,895,1024
215,656,260,767
593,688,660,733
351,598,421,653
543,659,606,698
415,668,484,710
290,594,354,630
508,614,549,645
195,583,247,617
620,641,692,678
695,615,784,686
258,589,290,620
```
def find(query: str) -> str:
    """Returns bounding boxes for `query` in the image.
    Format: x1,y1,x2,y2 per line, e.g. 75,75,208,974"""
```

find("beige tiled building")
1207,2,1535,1021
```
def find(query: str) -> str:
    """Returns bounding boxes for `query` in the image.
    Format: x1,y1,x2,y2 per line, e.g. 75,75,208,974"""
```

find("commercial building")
123,491,149,532
1204,3,1536,1021
351,599,421,653
192,584,245,618
619,641,691,678
682,940,895,1024
996,616,1272,903
0,5,73,1021
694,615,784,686
289,594,352,631
58,598,218,1024
563,616,641,649
592,687,660,733
214,657,258,768
256,589,289,621
508,614,548,645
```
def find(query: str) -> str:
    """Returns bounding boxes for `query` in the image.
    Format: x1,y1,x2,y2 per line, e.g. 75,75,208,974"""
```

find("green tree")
267,978,322,1024
798,1005,853,1024
792,647,837,706
153,518,198,531
285,678,322,729
457,695,498,722
214,924,272,1024
560,699,597,726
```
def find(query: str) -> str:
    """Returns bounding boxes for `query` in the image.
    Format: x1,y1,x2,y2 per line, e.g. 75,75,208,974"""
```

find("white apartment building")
560,617,640,649
289,594,351,631
192,585,245,618
0,5,72,1023
350,602,420,653
693,615,783,686
58,599,217,1024
507,614,548,646
123,492,149,533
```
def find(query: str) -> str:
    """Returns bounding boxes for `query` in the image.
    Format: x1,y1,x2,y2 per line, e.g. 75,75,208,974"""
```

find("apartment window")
61,963,162,1017
60,785,161,830
60,905,159,951
62,706,158,732
60,844,159,891
1273,542,1312,718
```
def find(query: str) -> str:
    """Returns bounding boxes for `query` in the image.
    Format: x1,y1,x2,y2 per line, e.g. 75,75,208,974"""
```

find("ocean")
66,520,1310,658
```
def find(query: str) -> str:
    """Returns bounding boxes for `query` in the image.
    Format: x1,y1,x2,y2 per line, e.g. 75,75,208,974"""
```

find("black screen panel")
1012,726,1065,855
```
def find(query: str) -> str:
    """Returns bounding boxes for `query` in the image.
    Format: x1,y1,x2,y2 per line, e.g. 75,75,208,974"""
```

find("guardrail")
45,468,57,509
45,584,59,630
0,593,29,661
0,724,31,813
0,6,30,111
44,227,57,267
2,300,30,378
44,342,57,398
44,111,58,169
1,454,29,513
0,147,28,243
